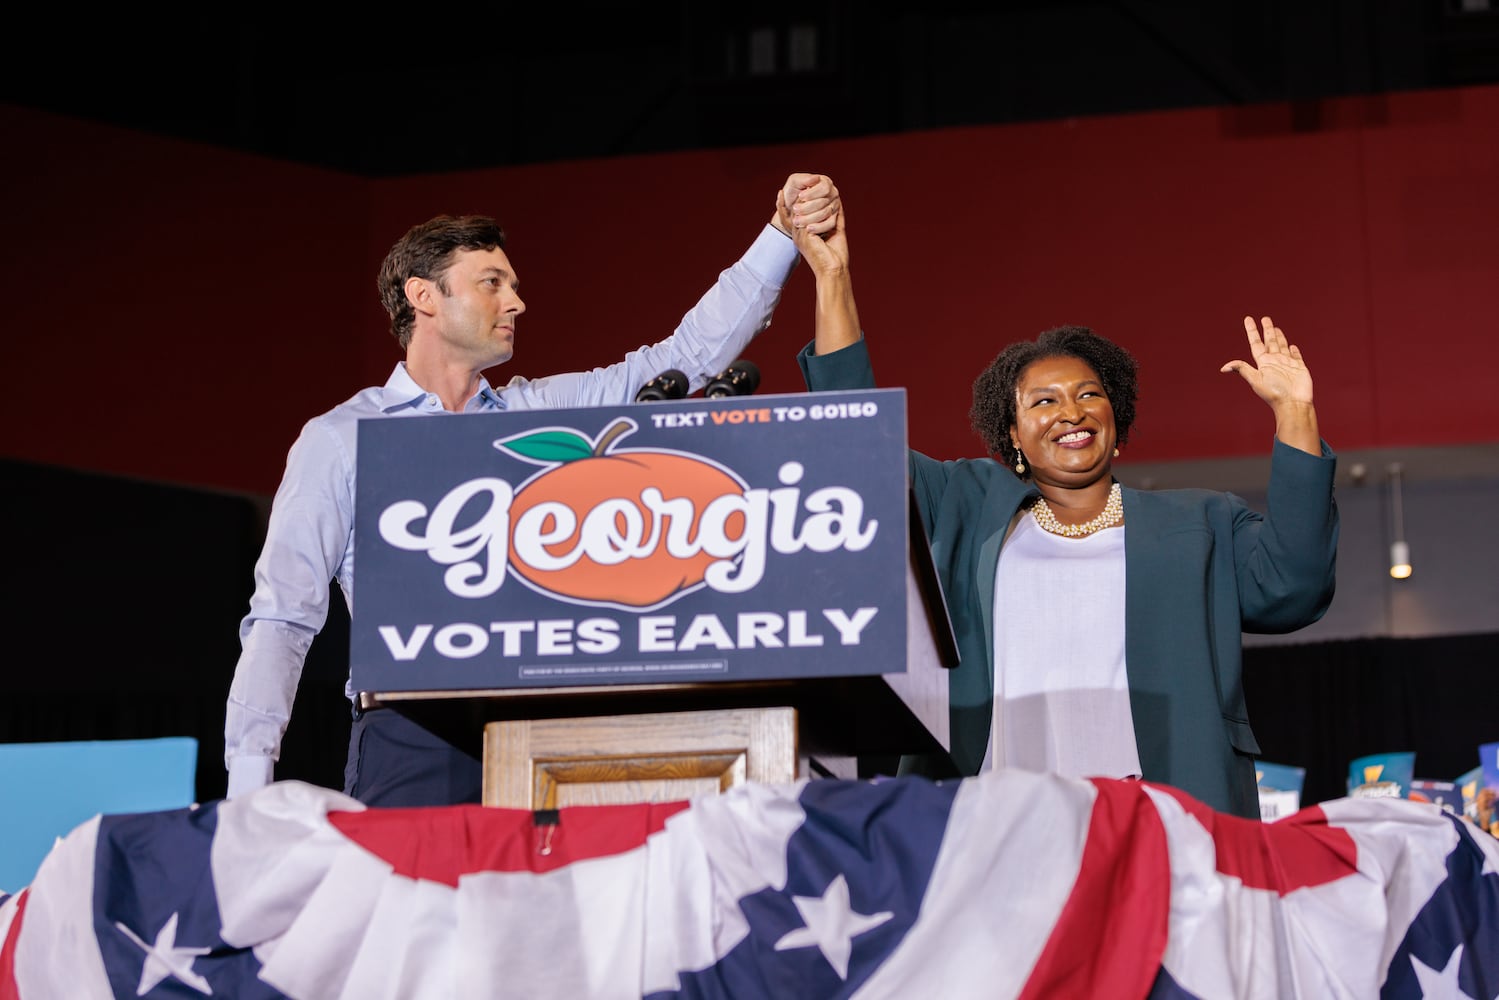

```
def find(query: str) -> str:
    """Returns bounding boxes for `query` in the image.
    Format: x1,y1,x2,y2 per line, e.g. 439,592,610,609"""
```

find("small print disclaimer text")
517,660,729,679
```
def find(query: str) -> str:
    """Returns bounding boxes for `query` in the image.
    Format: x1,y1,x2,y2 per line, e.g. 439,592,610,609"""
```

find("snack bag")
1257,761,1306,821
1347,751,1415,800
1457,765,1484,822
1478,741,1499,835
1408,779,1462,814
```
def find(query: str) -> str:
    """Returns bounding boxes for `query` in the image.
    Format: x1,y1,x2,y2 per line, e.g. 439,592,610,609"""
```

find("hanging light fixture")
1388,463,1412,580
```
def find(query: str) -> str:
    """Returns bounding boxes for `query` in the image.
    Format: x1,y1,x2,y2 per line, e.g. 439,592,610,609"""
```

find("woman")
780,194,1337,818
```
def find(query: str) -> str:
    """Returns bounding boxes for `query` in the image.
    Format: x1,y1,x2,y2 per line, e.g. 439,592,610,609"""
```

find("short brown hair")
378,215,507,349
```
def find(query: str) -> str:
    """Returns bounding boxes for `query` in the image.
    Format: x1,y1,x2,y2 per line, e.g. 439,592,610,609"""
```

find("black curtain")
2,460,349,802
1244,632,1497,805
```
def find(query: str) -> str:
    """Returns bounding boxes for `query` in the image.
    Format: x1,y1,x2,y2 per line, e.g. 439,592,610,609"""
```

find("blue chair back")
0,737,198,891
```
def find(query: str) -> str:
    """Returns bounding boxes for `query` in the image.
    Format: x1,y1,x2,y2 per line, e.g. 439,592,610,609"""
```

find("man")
225,173,841,806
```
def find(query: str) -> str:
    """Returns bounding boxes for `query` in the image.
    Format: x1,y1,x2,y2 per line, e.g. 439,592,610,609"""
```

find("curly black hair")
969,325,1139,476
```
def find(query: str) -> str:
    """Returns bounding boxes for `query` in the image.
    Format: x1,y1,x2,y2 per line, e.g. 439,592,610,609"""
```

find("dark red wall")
6,85,1496,497
3,106,370,493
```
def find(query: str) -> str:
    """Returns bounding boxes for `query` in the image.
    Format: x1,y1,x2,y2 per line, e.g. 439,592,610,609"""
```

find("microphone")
704,359,761,399
635,369,688,402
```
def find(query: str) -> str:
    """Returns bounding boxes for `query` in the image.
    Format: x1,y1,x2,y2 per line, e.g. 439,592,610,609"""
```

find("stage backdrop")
4,84,1497,497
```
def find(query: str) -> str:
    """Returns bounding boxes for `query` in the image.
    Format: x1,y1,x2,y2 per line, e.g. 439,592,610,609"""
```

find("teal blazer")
801,339,1339,818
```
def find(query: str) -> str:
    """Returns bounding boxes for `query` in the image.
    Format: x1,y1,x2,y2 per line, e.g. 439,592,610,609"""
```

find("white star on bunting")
773,873,895,980
115,912,213,996
1410,942,1475,1000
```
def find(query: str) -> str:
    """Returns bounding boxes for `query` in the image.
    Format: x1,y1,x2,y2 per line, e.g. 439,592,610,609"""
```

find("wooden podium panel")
482,706,797,809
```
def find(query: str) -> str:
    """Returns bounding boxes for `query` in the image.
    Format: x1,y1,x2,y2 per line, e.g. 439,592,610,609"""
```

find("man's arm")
224,417,353,797
500,174,842,409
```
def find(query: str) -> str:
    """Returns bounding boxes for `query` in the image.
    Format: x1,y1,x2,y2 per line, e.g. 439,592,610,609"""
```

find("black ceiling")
5,2,1497,178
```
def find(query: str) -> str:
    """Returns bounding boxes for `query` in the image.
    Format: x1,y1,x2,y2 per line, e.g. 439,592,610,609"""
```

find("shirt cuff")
226,755,275,798
742,223,802,289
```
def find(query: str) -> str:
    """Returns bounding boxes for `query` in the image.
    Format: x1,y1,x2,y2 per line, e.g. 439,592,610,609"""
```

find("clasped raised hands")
773,174,839,238
774,174,848,278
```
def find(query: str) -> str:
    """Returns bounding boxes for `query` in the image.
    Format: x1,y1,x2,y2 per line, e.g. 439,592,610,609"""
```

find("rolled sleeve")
502,225,800,409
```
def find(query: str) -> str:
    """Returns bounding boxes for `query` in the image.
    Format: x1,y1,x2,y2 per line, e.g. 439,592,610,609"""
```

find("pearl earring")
1113,447,1120,458
1014,452,1026,475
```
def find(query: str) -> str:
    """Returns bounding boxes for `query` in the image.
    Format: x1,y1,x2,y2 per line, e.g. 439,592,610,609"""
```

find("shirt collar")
475,379,505,410
377,362,505,413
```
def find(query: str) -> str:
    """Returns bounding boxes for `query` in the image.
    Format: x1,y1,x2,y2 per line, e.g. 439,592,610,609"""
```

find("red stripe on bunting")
327,800,692,885
0,891,28,1000
1148,784,1359,893
1018,780,1172,1000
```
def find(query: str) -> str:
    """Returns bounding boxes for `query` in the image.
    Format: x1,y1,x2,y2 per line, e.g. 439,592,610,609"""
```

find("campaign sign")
349,389,907,693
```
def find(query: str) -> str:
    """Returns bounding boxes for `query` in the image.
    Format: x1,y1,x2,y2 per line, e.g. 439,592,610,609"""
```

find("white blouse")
980,513,1141,780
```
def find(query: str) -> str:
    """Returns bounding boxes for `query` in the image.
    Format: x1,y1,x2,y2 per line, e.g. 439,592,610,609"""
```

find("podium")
484,704,798,808
351,389,955,807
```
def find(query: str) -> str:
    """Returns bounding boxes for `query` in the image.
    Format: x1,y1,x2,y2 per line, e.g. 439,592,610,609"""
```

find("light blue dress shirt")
226,224,799,796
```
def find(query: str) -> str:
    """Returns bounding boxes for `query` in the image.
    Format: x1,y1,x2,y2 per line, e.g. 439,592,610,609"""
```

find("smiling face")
421,246,526,368
1009,354,1117,489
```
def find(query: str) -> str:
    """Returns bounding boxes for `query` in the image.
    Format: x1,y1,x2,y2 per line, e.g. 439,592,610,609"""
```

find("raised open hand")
1220,315,1314,409
1221,315,1320,454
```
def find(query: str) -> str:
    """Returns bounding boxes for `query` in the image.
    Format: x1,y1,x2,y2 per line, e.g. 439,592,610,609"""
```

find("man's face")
429,246,526,368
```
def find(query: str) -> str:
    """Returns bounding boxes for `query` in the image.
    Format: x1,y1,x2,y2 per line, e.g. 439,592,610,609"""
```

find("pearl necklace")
1029,482,1124,538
